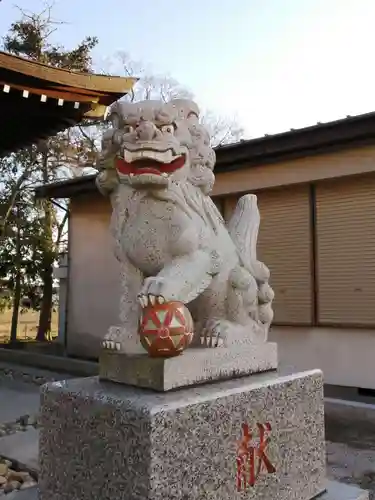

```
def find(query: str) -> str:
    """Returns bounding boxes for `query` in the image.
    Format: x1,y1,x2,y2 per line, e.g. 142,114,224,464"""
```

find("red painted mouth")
115,155,185,177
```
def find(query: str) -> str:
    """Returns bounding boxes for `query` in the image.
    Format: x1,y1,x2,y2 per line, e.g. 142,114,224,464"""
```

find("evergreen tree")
1,5,98,341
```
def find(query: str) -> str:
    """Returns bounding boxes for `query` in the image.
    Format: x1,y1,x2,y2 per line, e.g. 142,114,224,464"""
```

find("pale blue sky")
2,0,375,137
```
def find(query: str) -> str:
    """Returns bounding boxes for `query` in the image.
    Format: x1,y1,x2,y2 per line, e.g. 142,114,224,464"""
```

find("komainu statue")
96,99,274,353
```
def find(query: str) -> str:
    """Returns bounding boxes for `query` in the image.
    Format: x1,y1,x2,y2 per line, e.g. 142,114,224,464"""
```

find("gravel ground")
0,362,68,496
0,458,37,496
0,362,67,441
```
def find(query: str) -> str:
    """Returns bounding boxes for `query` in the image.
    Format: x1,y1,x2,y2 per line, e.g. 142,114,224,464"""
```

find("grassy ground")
0,309,58,343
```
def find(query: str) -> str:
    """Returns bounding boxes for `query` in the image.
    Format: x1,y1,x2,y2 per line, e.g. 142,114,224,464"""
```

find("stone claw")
138,294,147,308
201,335,224,348
139,276,170,304
149,294,156,306
102,326,125,353
102,340,121,351
137,293,166,308
200,319,227,348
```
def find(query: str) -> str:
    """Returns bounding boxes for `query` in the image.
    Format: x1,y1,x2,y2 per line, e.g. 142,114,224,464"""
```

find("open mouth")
115,151,186,178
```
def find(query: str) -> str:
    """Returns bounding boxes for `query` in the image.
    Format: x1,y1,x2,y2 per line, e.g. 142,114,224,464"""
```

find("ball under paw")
139,301,194,358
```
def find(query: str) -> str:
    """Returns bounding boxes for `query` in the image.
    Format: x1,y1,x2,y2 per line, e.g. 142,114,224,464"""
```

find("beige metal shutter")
221,187,312,325
316,175,375,325
256,186,312,324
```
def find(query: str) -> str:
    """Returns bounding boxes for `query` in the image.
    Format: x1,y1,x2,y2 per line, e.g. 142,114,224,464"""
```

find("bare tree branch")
103,52,243,147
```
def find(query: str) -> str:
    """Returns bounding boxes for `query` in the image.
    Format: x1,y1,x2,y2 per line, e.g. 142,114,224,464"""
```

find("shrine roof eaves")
0,51,138,156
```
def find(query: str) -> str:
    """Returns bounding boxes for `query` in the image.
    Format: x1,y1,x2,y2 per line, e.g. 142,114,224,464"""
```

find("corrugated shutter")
256,186,312,324
221,187,312,325
316,175,375,325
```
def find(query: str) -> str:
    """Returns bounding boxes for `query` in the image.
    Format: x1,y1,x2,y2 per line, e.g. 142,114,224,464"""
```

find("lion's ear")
108,102,124,129
166,99,200,121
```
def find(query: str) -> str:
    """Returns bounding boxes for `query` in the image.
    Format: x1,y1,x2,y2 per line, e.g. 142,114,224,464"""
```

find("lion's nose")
136,121,158,141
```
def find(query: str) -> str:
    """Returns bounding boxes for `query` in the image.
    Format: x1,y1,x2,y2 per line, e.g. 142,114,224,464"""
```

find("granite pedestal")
39,369,328,500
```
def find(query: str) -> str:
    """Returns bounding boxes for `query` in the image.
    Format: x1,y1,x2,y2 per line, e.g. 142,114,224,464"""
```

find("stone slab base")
39,369,325,500
322,480,369,500
99,342,278,391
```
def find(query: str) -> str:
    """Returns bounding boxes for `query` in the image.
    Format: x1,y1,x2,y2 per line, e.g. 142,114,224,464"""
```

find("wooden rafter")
0,52,137,93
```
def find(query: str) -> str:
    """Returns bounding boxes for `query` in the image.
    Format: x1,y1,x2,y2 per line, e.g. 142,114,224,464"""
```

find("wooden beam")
0,51,138,93
0,80,99,103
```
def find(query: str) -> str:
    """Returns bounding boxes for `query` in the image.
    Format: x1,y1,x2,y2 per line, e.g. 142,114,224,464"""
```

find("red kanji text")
236,422,276,491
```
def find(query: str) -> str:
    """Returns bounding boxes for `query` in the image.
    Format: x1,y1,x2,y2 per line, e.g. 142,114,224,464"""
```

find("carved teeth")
124,149,133,162
115,343,121,351
164,150,173,163
149,294,156,306
147,151,158,160
157,296,165,304
123,148,180,164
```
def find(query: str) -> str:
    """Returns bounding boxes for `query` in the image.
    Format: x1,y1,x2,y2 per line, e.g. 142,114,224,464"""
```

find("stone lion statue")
96,98,274,353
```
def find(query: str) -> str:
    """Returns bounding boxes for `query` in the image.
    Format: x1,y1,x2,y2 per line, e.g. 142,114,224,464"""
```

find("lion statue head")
96,99,217,196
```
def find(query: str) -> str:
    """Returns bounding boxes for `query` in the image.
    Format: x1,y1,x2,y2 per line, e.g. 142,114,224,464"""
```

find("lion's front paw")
137,277,170,308
102,328,122,351
201,319,227,348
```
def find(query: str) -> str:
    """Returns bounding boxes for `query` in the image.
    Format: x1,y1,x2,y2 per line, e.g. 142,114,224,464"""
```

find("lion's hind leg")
199,265,267,348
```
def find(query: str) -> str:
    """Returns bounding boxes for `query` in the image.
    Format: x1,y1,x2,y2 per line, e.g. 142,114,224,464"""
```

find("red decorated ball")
139,301,194,357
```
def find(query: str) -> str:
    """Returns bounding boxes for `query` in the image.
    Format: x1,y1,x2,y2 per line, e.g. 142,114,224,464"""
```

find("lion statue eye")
160,124,175,135
123,125,134,134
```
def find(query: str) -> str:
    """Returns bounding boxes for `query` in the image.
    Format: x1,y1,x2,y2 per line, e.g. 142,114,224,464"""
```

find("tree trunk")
10,210,21,343
36,257,53,341
36,152,55,342
10,272,21,343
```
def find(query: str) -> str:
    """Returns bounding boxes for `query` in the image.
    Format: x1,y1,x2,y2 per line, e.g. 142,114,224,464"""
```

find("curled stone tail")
227,194,274,331
227,194,268,281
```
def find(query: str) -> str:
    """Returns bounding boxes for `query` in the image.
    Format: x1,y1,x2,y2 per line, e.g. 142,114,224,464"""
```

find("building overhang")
0,51,137,156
